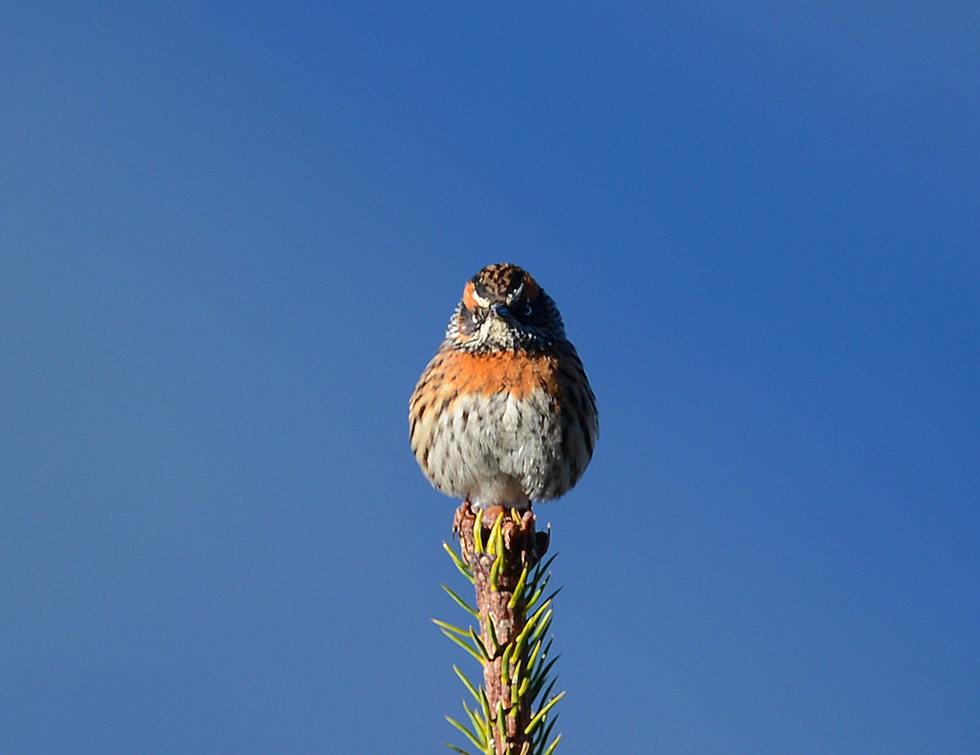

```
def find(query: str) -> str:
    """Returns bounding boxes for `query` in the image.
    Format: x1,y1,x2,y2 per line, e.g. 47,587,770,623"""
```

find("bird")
409,264,598,511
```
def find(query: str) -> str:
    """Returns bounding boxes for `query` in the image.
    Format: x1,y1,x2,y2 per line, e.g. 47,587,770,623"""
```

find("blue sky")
2,3,978,753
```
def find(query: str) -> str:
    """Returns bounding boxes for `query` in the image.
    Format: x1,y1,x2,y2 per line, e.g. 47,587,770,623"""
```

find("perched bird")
409,264,598,510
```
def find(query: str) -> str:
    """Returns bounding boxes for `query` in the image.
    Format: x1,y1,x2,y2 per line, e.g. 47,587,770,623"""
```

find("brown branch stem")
454,502,550,755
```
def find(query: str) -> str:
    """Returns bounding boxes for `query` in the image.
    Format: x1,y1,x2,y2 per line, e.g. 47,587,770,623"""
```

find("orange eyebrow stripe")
461,281,478,311
522,272,540,302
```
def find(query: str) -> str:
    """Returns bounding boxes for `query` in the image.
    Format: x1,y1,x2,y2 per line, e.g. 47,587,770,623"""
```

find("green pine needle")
500,643,512,685
489,553,502,592
452,665,481,704
538,586,563,609
479,687,492,734
433,618,470,637
487,512,504,556
445,715,485,751
468,626,491,660
509,658,523,696
527,639,543,672
529,570,552,595
508,564,530,608
531,554,559,584
495,702,506,745
442,585,480,619
513,600,551,658
485,613,500,652
442,741,478,755
525,580,549,610
441,629,486,664
530,610,553,645
533,677,558,713
529,658,560,702
462,700,487,743
518,674,530,700
443,542,474,582
524,691,566,736
541,733,563,755
537,709,560,749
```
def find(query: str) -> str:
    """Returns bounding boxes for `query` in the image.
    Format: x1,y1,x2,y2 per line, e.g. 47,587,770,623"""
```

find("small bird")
410,264,598,510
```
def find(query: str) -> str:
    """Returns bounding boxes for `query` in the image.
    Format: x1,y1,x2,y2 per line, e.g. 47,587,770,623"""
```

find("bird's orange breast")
422,349,561,406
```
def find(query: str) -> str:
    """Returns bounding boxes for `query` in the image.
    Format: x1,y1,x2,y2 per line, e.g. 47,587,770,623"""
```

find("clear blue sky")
2,3,978,753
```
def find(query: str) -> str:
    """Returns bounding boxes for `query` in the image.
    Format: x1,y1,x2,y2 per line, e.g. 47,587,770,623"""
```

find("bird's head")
447,264,565,353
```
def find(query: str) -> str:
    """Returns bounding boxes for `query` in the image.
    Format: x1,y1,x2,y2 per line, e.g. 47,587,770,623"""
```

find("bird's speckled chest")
410,348,575,507
409,263,598,510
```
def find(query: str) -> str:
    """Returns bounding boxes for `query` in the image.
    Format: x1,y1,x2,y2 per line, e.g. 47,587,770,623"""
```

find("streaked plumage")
410,264,598,509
